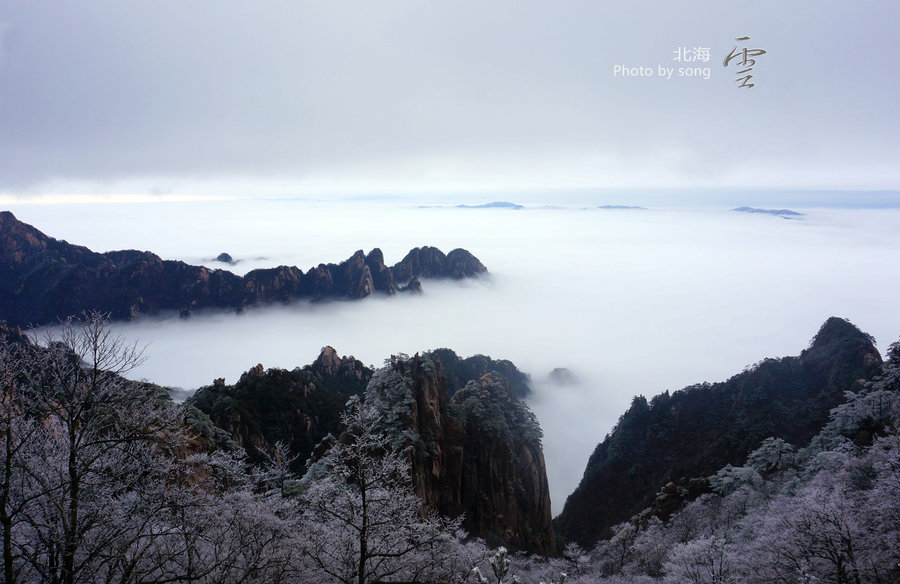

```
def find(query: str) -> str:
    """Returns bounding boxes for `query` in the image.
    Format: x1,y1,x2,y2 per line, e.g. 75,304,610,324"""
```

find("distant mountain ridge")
555,317,882,547
0,211,487,326
456,201,523,209
732,206,803,217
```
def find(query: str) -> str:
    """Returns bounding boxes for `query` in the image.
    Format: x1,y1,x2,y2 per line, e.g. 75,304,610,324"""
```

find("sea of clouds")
11,198,900,512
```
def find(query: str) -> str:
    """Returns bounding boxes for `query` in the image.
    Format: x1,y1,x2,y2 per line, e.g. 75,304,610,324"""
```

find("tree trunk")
359,484,368,584
62,428,79,584
2,424,14,584
2,379,15,584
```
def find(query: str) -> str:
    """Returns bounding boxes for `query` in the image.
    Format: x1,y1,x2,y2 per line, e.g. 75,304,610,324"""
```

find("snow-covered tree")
0,313,193,583
708,464,762,496
746,437,795,476
473,546,520,584
662,536,734,584
0,313,311,583
299,399,462,584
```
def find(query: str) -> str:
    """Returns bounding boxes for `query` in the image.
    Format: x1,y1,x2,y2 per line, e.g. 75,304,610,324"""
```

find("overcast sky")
0,1,897,199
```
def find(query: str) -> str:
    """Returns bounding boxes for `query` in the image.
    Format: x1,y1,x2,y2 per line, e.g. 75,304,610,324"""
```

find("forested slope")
556,317,882,546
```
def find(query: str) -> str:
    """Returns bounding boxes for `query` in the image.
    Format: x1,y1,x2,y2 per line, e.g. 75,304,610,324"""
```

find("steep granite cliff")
365,353,554,554
0,211,487,326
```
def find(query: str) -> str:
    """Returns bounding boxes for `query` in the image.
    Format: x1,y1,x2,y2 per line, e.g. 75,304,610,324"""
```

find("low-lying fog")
12,199,900,513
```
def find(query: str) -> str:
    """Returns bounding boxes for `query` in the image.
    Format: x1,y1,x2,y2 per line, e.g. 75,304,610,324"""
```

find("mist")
13,198,900,512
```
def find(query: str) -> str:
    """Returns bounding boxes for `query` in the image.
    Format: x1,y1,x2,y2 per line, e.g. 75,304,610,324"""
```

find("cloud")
0,1,898,195
21,199,900,511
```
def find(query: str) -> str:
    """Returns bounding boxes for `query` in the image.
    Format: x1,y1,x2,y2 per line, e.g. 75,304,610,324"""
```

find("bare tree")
0,313,194,583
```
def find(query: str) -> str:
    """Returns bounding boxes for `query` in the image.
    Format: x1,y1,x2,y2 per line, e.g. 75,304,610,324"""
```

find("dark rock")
429,348,531,399
400,277,422,294
305,264,335,301
392,246,447,283
367,354,553,554
0,322,26,345
244,265,303,303
445,248,488,279
548,367,577,385
443,372,553,554
633,476,712,527
0,212,487,326
189,348,374,473
313,345,366,378
392,246,487,285
239,363,266,383
365,248,397,294
338,251,374,299
215,252,236,264
315,346,343,375
731,206,804,217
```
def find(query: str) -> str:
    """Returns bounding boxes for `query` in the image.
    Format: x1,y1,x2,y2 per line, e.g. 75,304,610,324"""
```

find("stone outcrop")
215,252,236,264
366,353,554,554
314,345,366,380
0,211,487,326
391,246,487,284
399,277,422,294
188,347,374,472
365,248,397,294
642,477,711,525
0,322,26,346
429,347,532,398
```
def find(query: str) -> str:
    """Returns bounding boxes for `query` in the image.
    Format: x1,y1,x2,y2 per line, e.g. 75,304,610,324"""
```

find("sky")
0,1,898,200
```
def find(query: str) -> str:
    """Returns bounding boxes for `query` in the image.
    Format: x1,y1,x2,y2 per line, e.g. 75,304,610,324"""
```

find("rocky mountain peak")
0,212,488,326
809,316,877,353
366,353,553,554
315,346,343,375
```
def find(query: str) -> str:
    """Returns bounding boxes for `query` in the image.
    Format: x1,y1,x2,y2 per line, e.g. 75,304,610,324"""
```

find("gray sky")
0,1,897,198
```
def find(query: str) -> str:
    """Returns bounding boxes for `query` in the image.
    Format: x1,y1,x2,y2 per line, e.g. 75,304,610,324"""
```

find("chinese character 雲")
723,36,766,88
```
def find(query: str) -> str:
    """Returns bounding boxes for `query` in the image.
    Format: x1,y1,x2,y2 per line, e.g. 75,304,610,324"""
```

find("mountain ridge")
0,211,486,326
554,317,882,547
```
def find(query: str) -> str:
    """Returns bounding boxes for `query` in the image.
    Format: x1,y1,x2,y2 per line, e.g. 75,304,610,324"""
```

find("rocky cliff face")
0,211,487,326
192,346,550,553
391,246,487,283
187,347,373,471
554,317,883,548
430,348,532,399
366,353,554,555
